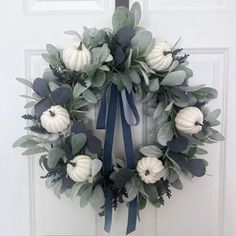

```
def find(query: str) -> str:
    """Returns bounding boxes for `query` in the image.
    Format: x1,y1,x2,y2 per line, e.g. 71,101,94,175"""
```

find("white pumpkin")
175,107,204,134
137,157,164,184
145,41,173,71
40,105,70,133
67,155,92,182
62,41,91,72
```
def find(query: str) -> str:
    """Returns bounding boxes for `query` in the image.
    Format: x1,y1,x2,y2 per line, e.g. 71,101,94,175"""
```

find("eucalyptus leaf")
208,128,224,141
149,78,160,92
90,185,105,212
73,81,91,98
91,159,103,177
125,69,141,84
71,133,87,155
80,185,93,207
123,179,138,202
157,121,173,146
24,101,36,109
131,31,152,57
170,178,183,190
82,89,97,104
149,198,161,208
119,73,133,93
47,147,65,169
153,103,163,120
143,184,158,199
205,109,221,122
139,145,163,158
161,70,186,86
19,139,39,148
92,70,106,88
46,44,59,56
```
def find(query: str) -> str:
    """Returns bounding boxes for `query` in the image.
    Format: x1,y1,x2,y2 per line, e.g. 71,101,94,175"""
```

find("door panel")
1,0,235,236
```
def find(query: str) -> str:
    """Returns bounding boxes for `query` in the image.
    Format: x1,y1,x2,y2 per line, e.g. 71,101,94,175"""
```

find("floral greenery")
14,1,224,220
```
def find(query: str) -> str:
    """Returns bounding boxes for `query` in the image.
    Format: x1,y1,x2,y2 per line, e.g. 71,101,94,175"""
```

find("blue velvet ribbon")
96,84,139,235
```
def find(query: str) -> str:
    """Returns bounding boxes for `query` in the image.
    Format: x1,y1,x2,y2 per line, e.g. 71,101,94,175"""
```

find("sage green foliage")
14,1,225,217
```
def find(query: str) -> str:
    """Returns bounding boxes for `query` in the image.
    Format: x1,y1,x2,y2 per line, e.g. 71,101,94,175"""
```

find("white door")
1,0,236,236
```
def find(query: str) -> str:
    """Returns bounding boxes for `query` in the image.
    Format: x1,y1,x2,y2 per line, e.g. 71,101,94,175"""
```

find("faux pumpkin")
137,157,165,184
145,41,173,71
62,41,91,71
175,107,204,134
40,105,70,133
67,155,92,182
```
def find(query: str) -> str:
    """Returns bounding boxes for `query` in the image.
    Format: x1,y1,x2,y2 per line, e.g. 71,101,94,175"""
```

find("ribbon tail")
104,193,113,234
126,198,138,235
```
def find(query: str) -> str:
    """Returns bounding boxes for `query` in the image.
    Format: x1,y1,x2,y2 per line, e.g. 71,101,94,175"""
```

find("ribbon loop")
96,84,138,235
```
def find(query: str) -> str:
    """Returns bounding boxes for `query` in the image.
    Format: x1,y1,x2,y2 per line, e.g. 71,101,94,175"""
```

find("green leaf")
24,101,36,108
71,133,87,155
90,30,107,48
82,89,97,104
149,78,160,92
80,185,93,207
91,159,103,177
170,178,183,190
126,69,141,84
140,68,149,85
130,2,141,26
13,135,34,148
90,185,105,212
16,77,33,88
91,44,110,65
167,168,179,183
47,147,65,169
140,145,163,158
119,73,133,93
19,139,39,148
193,87,218,103
143,183,158,198
112,7,128,33
195,147,208,155
157,121,173,146
208,128,224,141
112,74,125,91
49,82,60,91
168,61,179,72
205,109,221,122
131,31,153,58
92,70,106,88
149,197,161,208
46,44,59,56
161,70,186,86
137,194,147,210
73,81,91,98
123,179,138,202
153,103,163,120
22,146,47,155
177,65,193,79
43,68,57,82
124,49,133,69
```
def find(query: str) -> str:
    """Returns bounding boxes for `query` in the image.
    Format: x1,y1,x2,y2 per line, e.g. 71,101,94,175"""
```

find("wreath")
14,2,224,235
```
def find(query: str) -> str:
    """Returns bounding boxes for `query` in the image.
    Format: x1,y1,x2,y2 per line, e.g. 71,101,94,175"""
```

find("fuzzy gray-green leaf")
71,133,87,155
161,71,186,86
140,145,163,158
82,89,97,104
47,147,65,169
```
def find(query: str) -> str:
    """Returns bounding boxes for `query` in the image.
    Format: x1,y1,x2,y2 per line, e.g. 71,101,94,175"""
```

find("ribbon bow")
96,83,140,235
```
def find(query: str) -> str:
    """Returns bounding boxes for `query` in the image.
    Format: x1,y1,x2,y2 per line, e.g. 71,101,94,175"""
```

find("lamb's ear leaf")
167,136,189,152
34,97,53,117
16,77,33,88
33,78,50,97
130,1,141,26
71,133,87,155
87,134,102,154
50,87,71,105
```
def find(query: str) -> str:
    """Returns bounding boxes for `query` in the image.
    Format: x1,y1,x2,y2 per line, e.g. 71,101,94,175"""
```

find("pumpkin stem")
68,161,76,167
78,41,83,50
145,170,150,176
49,110,55,117
195,121,204,127
163,50,172,56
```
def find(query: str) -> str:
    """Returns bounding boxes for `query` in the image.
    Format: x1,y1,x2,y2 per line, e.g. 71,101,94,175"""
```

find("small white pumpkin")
145,41,173,71
62,41,91,72
175,107,204,134
137,157,164,184
40,105,70,133
67,155,92,182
